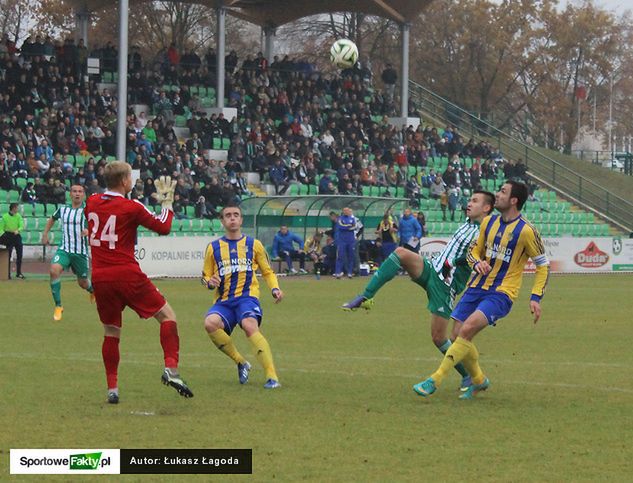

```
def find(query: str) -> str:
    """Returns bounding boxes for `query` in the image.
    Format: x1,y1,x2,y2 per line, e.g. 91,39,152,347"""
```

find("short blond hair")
104,161,131,189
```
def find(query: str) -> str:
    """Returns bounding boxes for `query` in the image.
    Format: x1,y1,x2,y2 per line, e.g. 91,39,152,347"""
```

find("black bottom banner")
120,449,252,474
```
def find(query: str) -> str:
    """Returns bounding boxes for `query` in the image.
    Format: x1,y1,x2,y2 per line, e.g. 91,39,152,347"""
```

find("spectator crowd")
1,33,531,224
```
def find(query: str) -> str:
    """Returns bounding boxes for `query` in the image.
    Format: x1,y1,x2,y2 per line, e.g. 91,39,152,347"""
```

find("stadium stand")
0,35,615,246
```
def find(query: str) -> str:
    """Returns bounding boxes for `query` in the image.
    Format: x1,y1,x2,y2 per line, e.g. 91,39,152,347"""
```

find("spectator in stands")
430,176,445,199
21,182,37,206
272,225,307,274
406,174,421,207
382,64,397,103
398,208,422,252
0,161,14,191
51,178,66,204
0,203,25,279
447,185,460,221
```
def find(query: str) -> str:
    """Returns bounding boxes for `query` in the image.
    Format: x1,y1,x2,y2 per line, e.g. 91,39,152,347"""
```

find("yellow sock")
431,337,473,385
460,342,486,385
248,331,278,381
208,329,246,365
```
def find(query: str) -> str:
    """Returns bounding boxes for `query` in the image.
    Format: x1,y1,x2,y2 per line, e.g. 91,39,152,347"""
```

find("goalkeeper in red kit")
85,161,193,404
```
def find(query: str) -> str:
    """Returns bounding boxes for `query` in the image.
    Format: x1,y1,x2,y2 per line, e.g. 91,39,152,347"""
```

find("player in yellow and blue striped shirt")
414,180,550,399
202,204,284,389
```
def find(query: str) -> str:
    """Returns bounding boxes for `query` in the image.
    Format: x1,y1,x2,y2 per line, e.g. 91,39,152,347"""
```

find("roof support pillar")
263,26,276,64
116,0,129,162
216,6,226,108
400,22,410,118
75,8,90,48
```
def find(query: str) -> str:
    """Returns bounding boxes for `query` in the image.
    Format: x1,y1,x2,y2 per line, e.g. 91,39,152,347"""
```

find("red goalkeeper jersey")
85,190,173,282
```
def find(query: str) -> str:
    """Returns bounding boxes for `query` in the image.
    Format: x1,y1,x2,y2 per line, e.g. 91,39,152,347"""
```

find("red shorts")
93,277,166,327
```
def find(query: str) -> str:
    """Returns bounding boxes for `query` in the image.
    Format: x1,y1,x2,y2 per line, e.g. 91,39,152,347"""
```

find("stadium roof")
68,0,433,27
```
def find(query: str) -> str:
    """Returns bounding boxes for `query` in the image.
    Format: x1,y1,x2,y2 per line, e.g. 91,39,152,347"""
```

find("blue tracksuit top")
336,215,357,243
272,231,304,257
398,214,422,242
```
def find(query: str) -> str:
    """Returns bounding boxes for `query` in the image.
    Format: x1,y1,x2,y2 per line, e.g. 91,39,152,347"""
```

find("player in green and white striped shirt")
342,190,495,390
42,184,94,321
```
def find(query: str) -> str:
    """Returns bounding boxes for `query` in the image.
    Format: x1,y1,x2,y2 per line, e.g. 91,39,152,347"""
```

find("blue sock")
438,339,469,378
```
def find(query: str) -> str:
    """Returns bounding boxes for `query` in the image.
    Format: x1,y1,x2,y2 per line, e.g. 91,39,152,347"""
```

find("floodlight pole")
400,22,410,118
116,0,129,162
216,6,226,109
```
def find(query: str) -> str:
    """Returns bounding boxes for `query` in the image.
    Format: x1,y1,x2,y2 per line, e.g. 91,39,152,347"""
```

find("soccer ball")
330,39,359,69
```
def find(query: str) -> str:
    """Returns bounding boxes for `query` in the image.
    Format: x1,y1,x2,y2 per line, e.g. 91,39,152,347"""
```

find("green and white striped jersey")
430,220,480,293
52,204,89,256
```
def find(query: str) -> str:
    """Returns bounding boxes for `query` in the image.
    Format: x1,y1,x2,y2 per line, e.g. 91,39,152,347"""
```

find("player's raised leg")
241,318,280,389
204,312,251,384
342,246,421,310
155,302,193,398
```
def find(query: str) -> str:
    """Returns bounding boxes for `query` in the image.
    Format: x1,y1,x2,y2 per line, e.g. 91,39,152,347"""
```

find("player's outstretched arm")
134,200,173,235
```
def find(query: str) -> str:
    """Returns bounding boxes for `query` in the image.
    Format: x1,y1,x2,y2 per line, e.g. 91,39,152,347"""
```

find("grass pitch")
2,274,633,481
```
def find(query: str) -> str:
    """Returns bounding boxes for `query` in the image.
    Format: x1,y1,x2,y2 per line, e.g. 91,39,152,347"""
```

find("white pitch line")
2,353,632,395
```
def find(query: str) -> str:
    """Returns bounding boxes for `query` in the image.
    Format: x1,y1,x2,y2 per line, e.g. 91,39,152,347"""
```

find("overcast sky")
559,0,630,14
593,0,630,14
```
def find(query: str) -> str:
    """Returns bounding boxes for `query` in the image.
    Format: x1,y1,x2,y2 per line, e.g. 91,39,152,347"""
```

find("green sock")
363,252,401,299
51,279,62,307
438,339,469,378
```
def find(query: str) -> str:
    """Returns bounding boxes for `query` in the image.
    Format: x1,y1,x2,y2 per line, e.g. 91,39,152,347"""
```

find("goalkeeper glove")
155,175,177,210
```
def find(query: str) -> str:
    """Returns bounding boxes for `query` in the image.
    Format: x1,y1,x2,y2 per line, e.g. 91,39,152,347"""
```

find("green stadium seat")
45,203,57,216
308,184,318,195
600,224,610,236
8,191,19,202
175,115,187,127
202,219,213,232
299,184,309,195
31,204,46,217
288,184,299,196
559,223,573,235
370,186,381,197
212,219,223,231
15,178,27,189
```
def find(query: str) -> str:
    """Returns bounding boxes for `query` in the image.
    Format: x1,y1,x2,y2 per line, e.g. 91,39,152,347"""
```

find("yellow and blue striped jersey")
467,214,550,302
203,235,279,302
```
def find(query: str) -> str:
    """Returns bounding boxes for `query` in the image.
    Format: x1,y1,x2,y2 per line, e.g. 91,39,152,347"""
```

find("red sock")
160,320,179,369
102,336,120,390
